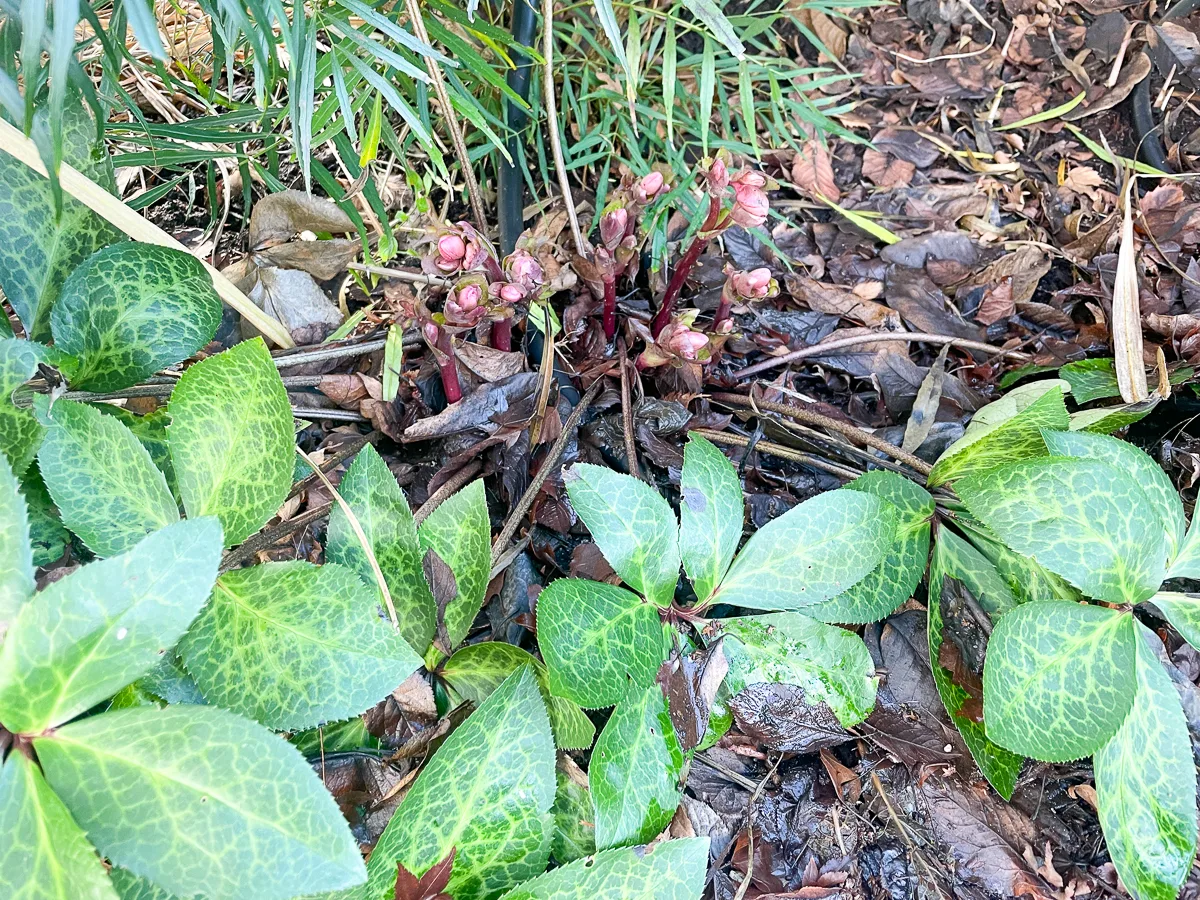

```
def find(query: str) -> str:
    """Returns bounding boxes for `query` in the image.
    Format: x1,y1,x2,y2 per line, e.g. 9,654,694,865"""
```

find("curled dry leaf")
250,189,357,249
1113,181,1148,402
792,139,840,203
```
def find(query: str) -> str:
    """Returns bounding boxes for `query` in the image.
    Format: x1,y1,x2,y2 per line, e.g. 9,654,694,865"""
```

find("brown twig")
690,428,862,481
414,460,483,527
734,332,1031,380
491,378,604,566
220,503,332,572
619,338,641,480
710,392,933,477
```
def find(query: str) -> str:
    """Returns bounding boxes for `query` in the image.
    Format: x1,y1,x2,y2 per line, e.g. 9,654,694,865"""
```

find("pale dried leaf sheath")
1113,179,1147,403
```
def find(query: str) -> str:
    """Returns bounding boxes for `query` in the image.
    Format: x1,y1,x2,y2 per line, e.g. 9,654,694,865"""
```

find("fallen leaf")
394,847,456,900
250,189,357,249
792,139,840,202
656,638,729,751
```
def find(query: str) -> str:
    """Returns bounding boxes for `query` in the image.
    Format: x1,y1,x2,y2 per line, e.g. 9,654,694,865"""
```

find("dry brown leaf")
787,275,900,328
1114,180,1148,402
792,139,840,202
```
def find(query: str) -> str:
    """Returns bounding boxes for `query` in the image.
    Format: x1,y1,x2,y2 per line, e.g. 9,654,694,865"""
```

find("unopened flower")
705,155,730,195
600,207,629,249
666,324,711,360
423,321,442,345
496,282,526,304
729,186,769,228
423,222,492,275
633,171,666,204
504,250,544,292
444,276,490,328
726,266,778,302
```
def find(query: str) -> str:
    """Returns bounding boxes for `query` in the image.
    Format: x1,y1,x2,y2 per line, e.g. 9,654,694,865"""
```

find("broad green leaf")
1148,592,1200,650
1042,430,1184,560
136,654,205,706
538,579,663,708
927,383,1069,486
551,767,596,864
417,478,490,649
1167,518,1200,581
712,489,894,610
956,518,1078,606
359,667,555,900
178,561,423,731
590,681,686,851
34,705,367,900
499,836,709,900
564,463,681,606
94,406,179,500
51,244,222,392
679,435,742,603
0,101,122,340
0,518,222,734
712,613,876,727
1059,358,1121,402
982,602,1137,761
958,458,1167,604
328,444,434,651
1094,625,1197,900
927,534,1022,799
441,641,595,749
35,398,179,557
804,472,933,623
0,751,119,900
0,454,34,633
0,337,45,475
168,338,293,546
290,716,376,757
1068,401,1157,434
109,868,193,900
20,464,68,566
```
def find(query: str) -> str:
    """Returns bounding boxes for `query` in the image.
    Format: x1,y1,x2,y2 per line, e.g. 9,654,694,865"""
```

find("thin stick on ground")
619,338,641,480
710,392,933,478
405,0,488,232
220,503,332,572
690,428,863,481
734,331,1031,380
541,0,584,254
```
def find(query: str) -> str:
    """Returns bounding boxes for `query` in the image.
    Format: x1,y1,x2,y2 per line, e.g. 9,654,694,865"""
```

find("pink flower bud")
706,157,730,194
505,250,544,289
455,282,483,311
634,171,665,203
730,169,767,189
499,283,525,303
438,234,466,264
600,208,629,248
730,185,769,229
424,321,441,344
667,326,710,360
729,267,776,300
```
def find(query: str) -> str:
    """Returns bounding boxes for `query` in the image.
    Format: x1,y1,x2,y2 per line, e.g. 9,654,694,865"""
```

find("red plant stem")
651,195,724,338
712,288,734,333
492,317,512,352
435,329,463,403
602,276,618,340
484,257,505,282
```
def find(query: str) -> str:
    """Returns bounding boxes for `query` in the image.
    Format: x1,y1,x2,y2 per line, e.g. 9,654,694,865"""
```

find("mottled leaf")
358,668,555,900
564,464,681,606
982,602,1137,761
538,579,664,709
1068,401,1157,435
34,705,367,900
168,338,293,546
0,337,45,475
498,837,709,900
1167,516,1200,581
0,454,34,634
1094,625,1197,900
712,489,894,610
417,479,490,650
0,751,119,900
956,518,1078,606
1147,592,1200,650
1059,358,1121,403
94,406,179,500
805,471,933,623
550,765,596,864
19,465,68,567
109,868,194,900
927,383,1069,486
179,561,423,730
958,458,1167,604
51,244,221,392
590,681,687,850
0,101,122,340
0,518,222,734
329,444,435,652
35,398,179,557
678,434,742,603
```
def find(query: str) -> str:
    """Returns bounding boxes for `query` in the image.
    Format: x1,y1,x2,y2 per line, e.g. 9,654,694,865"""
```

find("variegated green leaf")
927,382,1069,486
168,338,293,547
499,837,709,900
0,454,34,635
955,518,1078,606
94,406,179,501
1068,401,1156,434
564,464,681,606
1094,624,1197,900
51,244,221,392
178,561,423,731
20,465,68,567
590,681,686,851
804,472,933,624
958,458,1167,604
328,444,435,652
0,337,45,475
441,640,595,750
418,478,490,649
109,868,193,900
1042,430,1184,560
1147,592,1200,650
551,765,596,864
34,705,366,900
679,434,742,603
982,602,1137,761
712,489,894,610
35,398,179,557
0,751,119,900
0,518,222,734
1167,517,1200,581
927,532,1022,799
538,578,664,709
357,667,555,900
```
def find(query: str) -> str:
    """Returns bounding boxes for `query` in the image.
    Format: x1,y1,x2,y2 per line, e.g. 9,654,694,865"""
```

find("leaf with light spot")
0,518,222,734
538,579,664,709
565,464,680,606
0,337,46,475
178,561,423,731
1094,624,1197,900
678,434,742,603
0,454,34,635
590,681,687,851
33,704,366,900
51,244,221,392
982,601,1137,761
36,398,179,557
417,479,490,650
168,338,293,547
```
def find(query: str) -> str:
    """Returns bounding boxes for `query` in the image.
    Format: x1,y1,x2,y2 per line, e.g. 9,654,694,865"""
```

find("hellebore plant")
715,265,779,333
